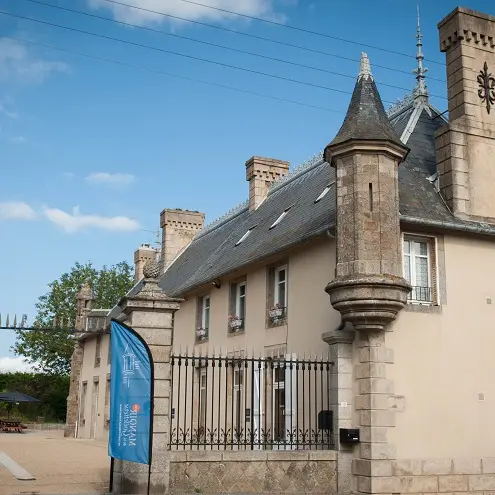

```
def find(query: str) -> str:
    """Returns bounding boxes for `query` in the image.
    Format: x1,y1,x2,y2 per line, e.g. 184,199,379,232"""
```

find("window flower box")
228,315,244,331
196,327,207,340
268,305,286,322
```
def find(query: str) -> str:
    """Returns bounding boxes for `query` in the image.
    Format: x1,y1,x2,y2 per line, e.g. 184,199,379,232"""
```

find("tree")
13,261,134,375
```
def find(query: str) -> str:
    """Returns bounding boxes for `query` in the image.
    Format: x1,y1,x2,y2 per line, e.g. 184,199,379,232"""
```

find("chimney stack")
160,209,205,272
245,156,290,210
134,244,157,282
436,7,495,221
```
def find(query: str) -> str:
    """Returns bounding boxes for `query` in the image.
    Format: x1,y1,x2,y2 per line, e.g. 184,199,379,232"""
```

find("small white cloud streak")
0,356,34,373
0,38,69,84
87,0,287,26
86,172,135,186
43,205,140,233
8,135,27,144
0,201,36,220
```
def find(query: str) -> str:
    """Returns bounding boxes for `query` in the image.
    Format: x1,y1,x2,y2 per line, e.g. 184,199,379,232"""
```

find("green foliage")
0,372,70,422
13,261,134,375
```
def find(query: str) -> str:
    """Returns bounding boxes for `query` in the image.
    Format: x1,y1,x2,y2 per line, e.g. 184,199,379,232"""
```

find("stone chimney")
436,7,495,222
245,156,290,210
75,282,93,332
134,244,157,282
160,209,205,271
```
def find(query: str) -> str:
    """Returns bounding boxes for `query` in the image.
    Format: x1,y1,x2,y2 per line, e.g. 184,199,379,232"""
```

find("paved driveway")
0,429,110,494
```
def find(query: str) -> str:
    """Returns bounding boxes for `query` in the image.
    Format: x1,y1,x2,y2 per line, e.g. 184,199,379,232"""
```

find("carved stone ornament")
142,258,160,279
477,61,495,114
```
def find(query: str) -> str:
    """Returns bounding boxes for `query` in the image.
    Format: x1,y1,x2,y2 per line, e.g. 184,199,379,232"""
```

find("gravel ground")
0,429,110,495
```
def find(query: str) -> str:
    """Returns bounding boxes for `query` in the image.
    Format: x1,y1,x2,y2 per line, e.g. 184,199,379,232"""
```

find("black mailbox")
340,428,360,444
318,410,333,430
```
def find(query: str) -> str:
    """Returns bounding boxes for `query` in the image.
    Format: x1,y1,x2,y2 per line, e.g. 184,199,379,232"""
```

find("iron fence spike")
13,315,17,328
6,314,9,327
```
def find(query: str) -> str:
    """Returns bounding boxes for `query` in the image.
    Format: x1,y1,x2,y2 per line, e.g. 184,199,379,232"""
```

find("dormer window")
235,228,254,246
315,184,332,203
270,207,292,229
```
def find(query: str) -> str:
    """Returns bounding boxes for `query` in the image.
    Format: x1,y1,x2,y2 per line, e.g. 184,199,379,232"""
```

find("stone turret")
324,53,411,331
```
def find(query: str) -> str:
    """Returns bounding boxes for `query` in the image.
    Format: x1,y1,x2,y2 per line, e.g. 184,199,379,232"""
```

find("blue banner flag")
108,319,153,465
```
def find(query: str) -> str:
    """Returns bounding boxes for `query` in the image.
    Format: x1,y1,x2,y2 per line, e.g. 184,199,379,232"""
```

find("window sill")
404,303,442,314
266,318,287,329
228,329,245,337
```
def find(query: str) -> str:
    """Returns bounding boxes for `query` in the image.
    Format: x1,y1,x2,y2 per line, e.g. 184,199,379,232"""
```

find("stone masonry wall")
354,457,495,494
169,451,337,494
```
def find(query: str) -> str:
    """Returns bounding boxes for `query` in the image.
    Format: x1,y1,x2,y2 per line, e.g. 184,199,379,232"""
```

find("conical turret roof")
327,53,406,150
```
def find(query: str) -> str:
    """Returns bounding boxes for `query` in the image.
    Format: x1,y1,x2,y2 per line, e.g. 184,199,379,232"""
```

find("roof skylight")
270,207,292,229
315,184,332,203
235,228,253,246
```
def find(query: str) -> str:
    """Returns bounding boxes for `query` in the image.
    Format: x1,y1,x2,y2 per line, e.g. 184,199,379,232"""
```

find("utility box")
318,410,333,430
340,428,360,443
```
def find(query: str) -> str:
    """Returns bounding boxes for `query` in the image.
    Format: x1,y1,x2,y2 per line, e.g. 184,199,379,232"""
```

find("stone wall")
354,457,495,494
169,450,338,494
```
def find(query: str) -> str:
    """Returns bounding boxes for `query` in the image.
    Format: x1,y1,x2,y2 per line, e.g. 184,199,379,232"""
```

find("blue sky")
0,0,493,369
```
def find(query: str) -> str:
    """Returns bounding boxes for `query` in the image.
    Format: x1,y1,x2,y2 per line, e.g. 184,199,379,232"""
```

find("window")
201,296,210,329
105,377,110,406
94,335,101,367
232,366,244,431
274,266,287,308
272,365,285,442
80,382,88,423
403,236,433,303
270,207,292,229
197,295,210,340
267,264,288,325
314,183,333,203
235,228,253,246
235,282,246,320
198,370,207,433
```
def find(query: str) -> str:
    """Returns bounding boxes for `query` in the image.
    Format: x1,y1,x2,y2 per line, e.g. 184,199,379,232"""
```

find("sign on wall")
108,319,153,465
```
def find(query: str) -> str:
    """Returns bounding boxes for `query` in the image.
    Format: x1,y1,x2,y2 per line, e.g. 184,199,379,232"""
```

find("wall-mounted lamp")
212,280,221,289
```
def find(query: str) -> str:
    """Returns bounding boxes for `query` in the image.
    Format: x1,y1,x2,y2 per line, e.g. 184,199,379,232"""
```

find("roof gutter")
401,215,495,236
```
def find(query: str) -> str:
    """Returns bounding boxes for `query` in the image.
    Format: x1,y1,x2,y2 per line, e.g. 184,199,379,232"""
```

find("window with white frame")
235,282,246,320
232,366,244,431
198,370,207,433
403,236,433,303
201,295,210,330
274,266,287,309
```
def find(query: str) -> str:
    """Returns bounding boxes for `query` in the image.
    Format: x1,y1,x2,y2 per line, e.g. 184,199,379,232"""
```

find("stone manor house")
66,6,495,495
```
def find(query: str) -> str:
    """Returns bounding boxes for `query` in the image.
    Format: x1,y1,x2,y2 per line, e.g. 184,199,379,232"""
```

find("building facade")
67,6,495,495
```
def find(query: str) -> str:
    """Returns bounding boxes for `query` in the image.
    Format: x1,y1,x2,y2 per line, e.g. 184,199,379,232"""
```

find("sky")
0,0,493,370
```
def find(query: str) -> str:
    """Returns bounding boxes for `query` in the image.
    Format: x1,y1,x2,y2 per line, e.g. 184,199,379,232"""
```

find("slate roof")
328,70,405,150
150,95,495,299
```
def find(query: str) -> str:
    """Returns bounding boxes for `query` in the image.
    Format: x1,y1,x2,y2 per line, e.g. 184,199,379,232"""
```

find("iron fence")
169,353,335,450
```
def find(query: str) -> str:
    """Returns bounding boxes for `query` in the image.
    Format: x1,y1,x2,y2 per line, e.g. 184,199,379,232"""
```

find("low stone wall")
169,450,338,494
354,457,495,494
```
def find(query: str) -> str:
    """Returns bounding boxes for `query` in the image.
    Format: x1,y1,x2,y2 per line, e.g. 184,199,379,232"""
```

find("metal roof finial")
413,5,429,100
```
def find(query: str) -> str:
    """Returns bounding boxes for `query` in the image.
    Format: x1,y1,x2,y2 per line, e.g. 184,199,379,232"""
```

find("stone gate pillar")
322,324,355,494
112,260,182,495
65,282,93,438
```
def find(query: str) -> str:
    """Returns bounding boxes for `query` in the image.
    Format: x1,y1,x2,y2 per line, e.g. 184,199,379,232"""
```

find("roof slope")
154,97,495,298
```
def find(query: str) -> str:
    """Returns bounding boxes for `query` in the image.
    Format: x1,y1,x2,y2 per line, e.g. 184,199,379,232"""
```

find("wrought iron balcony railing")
407,286,433,303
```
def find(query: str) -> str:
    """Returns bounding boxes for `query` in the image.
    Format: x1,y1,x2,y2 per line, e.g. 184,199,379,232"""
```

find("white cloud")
0,38,68,84
88,0,287,26
0,356,33,373
43,205,140,233
0,201,36,220
86,172,135,186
